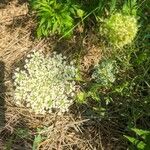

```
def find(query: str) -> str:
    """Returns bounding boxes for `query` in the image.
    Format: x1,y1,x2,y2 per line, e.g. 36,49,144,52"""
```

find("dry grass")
0,0,32,69
81,45,101,73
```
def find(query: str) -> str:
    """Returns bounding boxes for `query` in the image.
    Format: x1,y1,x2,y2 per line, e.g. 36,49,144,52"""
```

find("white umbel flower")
13,51,77,115
92,59,117,86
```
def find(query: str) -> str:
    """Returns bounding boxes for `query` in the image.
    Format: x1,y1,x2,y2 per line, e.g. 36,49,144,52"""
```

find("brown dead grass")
0,0,32,69
81,45,101,73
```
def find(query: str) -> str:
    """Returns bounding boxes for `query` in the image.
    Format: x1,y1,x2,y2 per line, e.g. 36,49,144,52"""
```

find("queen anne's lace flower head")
101,13,138,47
92,59,117,86
13,51,77,115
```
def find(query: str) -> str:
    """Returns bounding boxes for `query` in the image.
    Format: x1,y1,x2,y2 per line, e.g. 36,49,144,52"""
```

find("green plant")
124,128,150,150
76,59,118,116
92,59,118,87
13,51,77,115
122,0,138,16
32,134,43,150
101,13,138,48
30,0,84,38
15,128,30,139
32,128,45,150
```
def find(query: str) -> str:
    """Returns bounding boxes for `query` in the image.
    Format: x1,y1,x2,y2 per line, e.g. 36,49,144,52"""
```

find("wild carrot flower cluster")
101,13,138,47
92,60,117,86
13,51,77,115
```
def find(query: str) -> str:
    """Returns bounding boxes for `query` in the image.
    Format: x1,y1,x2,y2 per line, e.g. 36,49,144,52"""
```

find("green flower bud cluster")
13,51,77,115
101,13,138,47
92,60,117,86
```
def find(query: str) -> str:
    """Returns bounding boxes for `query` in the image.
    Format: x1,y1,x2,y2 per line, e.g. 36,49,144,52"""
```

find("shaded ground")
0,61,6,150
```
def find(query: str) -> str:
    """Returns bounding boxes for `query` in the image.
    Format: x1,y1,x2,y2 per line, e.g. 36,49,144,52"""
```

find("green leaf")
136,53,148,64
76,9,84,18
69,7,76,15
37,27,42,38
32,134,43,150
39,17,46,27
110,0,117,13
124,135,146,149
52,22,58,33
87,91,100,102
122,0,137,16
131,128,150,140
76,91,87,104
41,25,48,36
31,0,83,38
39,6,52,14
47,20,52,29
75,70,84,82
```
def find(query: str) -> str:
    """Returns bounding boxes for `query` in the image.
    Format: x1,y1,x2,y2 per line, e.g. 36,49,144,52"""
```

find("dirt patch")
81,45,101,73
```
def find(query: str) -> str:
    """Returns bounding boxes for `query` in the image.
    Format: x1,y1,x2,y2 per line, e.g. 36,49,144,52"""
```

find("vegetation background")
0,0,149,149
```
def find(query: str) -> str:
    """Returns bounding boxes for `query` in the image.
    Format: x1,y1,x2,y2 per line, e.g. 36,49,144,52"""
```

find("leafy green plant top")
31,0,84,37
124,128,150,150
101,13,138,48
13,51,77,115
92,59,117,86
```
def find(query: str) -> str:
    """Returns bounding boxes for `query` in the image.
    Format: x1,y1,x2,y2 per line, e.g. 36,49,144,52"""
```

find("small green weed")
32,128,46,150
15,128,31,139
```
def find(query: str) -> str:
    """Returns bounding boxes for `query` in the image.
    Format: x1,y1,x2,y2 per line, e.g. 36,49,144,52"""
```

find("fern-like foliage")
124,128,150,150
30,0,84,38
